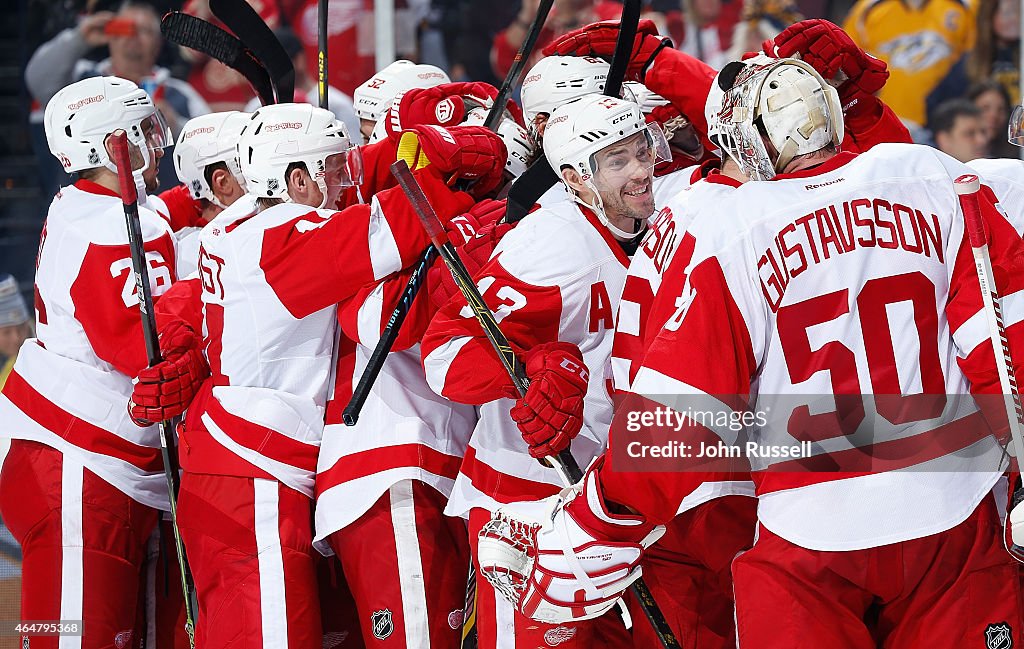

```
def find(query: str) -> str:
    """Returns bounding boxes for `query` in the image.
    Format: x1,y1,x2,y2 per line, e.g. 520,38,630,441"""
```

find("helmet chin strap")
573,179,643,241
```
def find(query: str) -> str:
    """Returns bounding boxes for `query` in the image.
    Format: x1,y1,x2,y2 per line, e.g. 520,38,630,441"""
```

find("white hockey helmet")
521,56,610,135
174,111,251,208
715,57,843,181
353,60,451,122
463,107,535,179
44,76,171,174
238,103,361,208
543,93,670,239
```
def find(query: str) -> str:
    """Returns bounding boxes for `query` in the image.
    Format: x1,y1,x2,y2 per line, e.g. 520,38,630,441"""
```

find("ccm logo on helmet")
67,94,104,110
265,122,303,132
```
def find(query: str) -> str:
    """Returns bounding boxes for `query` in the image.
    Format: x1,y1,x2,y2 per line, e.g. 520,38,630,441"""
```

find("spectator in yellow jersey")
844,0,976,129
0,276,31,389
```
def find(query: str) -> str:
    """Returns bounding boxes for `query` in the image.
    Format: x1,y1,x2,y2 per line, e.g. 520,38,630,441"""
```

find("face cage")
716,118,776,181
1010,105,1024,146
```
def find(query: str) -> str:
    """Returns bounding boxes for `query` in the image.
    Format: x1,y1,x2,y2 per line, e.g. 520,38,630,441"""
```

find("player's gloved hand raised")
129,321,210,426
765,19,888,115
429,199,513,309
477,457,665,623
543,19,671,82
510,342,589,459
397,125,508,199
384,82,502,139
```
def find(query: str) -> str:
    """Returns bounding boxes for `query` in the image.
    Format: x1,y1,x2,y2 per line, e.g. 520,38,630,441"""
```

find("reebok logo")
804,177,845,191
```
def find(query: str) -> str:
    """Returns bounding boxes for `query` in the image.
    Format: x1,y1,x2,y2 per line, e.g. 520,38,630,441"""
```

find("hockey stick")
954,174,1024,561
341,246,439,425
161,12,275,106
504,0,643,223
343,0,557,425
391,160,680,649
109,131,198,649
210,0,296,103
318,0,328,109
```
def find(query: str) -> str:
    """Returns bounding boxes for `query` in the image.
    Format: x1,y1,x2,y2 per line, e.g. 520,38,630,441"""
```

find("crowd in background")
19,0,1024,195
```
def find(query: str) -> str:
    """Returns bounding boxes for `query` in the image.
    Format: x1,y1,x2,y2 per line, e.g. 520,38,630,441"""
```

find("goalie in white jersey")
479,57,1024,647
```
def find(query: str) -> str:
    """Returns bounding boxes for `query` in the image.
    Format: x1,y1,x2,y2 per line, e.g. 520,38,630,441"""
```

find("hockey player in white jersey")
422,93,670,648
353,59,450,143
479,57,1024,648
162,102,502,649
0,75,185,648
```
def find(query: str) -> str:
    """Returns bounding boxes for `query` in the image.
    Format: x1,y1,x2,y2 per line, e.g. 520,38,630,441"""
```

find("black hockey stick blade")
161,12,275,106
210,0,296,103
503,0,644,222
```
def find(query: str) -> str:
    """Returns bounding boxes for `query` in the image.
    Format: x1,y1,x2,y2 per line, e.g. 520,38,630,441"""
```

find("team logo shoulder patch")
543,625,577,646
371,609,394,640
986,622,1013,649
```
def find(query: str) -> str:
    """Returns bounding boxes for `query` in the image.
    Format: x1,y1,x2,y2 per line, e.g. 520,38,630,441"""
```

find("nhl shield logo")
986,622,1014,649
371,609,394,640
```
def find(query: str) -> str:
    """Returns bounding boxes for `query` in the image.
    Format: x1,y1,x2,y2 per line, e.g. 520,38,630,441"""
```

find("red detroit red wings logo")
543,625,577,646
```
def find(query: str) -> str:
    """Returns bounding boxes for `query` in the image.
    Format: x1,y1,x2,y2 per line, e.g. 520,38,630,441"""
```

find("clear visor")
1009,105,1024,146
320,148,363,189
140,111,172,151
588,124,671,191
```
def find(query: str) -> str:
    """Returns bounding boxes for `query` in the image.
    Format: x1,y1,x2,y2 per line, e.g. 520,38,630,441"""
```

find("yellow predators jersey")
844,0,976,126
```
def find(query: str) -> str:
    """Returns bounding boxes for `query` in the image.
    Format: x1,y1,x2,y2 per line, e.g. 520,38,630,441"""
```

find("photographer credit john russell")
626,440,814,459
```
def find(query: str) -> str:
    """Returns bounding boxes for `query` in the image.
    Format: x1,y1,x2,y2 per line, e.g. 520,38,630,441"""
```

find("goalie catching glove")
542,19,671,83
397,124,508,199
129,320,210,426
477,458,665,623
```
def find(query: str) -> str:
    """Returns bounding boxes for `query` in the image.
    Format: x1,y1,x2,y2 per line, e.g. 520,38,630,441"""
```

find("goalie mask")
174,111,250,209
238,103,362,209
715,57,843,181
543,94,670,240
44,76,171,176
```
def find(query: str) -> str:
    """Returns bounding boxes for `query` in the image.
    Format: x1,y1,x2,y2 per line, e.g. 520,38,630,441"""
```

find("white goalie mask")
353,60,450,123
463,107,535,179
44,76,171,176
543,94,670,239
521,56,610,139
174,111,251,209
238,103,362,209
714,57,844,181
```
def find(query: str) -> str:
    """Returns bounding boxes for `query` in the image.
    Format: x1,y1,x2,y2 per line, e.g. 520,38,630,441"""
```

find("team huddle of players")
2,14,1024,649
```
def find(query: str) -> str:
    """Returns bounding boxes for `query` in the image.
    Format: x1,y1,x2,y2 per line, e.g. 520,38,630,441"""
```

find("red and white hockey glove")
397,125,508,199
129,321,210,426
385,82,501,139
765,19,888,117
429,199,513,309
477,459,665,623
510,342,589,459
543,19,671,83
